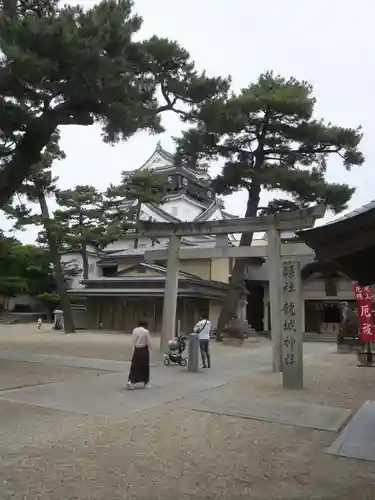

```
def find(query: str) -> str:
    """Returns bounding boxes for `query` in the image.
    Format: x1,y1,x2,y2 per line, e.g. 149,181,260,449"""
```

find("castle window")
182,177,188,186
167,175,173,182
207,190,213,198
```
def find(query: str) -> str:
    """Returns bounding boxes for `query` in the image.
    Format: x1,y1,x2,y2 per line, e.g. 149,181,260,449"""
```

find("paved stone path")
328,400,375,461
182,391,351,431
0,342,336,420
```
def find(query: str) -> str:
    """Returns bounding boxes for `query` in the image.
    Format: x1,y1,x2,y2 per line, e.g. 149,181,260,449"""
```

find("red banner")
353,282,375,341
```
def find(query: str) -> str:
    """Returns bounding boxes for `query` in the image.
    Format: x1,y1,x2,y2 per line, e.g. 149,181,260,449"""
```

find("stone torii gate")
140,205,325,383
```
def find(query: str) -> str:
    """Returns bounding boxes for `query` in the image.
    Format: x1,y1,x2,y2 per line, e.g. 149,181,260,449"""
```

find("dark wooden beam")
315,227,375,262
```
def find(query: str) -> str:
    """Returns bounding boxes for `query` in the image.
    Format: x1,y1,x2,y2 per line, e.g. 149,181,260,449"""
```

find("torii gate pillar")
160,234,181,352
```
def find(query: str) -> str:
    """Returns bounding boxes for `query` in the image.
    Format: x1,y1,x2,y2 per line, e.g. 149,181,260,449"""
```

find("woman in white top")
127,320,152,390
193,312,212,368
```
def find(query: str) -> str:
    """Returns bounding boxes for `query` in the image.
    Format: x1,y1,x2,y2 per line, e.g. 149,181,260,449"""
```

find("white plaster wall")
140,204,169,222
60,253,82,289
263,276,367,304
161,198,202,221
302,277,369,300
61,252,100,289
104,202,179,252
206,207,225,222
141,151,171,170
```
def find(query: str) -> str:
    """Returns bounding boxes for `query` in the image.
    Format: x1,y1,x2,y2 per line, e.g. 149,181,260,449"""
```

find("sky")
2,0,375,243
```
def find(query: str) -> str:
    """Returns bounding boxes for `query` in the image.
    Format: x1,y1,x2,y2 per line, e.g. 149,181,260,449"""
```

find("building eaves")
155,141,175,163
298,199,375,244
324,199,375,225
163,191,209,210
193,202,217,222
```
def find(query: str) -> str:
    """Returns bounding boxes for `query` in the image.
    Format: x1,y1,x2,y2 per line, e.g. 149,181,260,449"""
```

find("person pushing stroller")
193,312,212,368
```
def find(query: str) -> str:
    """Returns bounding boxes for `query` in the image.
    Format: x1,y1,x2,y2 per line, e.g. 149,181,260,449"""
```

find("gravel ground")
0,400,104,454
0,359,105,391
0,325,264,362
0,328,374,499
0,326,138,360
220,350,375,411
1,404,375,500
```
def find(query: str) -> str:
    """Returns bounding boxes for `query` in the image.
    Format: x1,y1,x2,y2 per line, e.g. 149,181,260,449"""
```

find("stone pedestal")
187,333,199,372
53,309,63,331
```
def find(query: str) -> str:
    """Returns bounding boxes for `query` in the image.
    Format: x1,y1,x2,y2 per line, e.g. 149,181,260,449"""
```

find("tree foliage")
105,169,169,248
52,185,111,279
258,198,309,216
0,0,229,207
175,71,364,335
0,230,56,297
176,72,364,214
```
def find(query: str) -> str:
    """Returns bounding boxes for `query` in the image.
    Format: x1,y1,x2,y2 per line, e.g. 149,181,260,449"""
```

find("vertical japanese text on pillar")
282,261,297,366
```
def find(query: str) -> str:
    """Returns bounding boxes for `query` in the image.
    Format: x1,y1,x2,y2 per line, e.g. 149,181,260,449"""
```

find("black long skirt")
128,346,150,384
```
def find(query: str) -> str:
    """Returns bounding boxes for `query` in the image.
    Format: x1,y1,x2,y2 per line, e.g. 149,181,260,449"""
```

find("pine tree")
175,72,364,337
105,169,168,248
0,0,229,208
3,134,76,333
53,185,112,279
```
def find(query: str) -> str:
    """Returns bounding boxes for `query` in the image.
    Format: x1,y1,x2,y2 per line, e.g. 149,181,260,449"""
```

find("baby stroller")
164,335,188,366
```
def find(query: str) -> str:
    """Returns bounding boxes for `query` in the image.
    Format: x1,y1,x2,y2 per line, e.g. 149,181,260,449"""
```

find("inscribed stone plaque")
281,259,303,389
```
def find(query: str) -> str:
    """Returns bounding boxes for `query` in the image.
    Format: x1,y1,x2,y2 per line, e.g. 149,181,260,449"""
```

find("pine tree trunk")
216,187,261,341
81,246,89,280
133,204,141,249
38,193,75,333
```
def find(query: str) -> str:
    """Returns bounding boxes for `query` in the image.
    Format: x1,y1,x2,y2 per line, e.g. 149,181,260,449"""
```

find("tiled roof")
324,199,375,226
117,262,198,280
193,202,217,222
